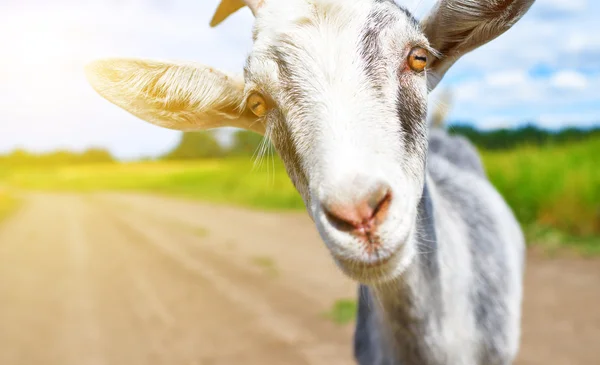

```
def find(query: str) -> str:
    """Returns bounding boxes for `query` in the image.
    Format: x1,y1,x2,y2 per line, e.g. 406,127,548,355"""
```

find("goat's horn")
210,0,264,27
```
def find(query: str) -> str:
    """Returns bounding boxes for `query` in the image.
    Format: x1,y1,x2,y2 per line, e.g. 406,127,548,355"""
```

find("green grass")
2,137,598,252
323,299,358,325
5,158,304,211
250,256,279,277
526,224,600,257
481,137,600,238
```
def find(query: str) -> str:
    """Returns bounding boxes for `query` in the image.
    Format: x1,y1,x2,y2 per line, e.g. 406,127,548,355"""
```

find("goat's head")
86,0,534,284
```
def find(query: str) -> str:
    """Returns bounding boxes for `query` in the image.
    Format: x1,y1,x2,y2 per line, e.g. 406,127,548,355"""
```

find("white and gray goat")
85,0,535,364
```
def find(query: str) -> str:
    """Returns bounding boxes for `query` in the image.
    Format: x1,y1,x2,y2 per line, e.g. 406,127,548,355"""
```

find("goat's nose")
323,182,392,235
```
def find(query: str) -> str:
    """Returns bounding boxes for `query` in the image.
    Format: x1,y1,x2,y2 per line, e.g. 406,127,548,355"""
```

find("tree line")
0,148,115,167
448,123,600,150
1,124,598,165
165,124,600,159
162,130,273,160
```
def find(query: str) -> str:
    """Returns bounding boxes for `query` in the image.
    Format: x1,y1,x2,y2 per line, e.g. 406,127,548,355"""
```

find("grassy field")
4,158,302,210
481,137,600,255
482,137,599,236
2,137,598,252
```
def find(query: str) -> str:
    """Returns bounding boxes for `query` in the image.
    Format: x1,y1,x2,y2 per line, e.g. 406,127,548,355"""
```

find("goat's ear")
85,59,265,134
422,0,535,90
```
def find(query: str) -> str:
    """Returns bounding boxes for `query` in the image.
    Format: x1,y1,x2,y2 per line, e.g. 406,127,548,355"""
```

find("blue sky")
1,0,598,160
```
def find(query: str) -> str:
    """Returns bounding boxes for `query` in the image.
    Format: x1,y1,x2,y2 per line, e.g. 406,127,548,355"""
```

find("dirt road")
0,193,598,365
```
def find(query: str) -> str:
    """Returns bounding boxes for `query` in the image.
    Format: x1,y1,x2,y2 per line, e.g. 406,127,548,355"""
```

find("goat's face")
244,0,431,283
85,0,535,284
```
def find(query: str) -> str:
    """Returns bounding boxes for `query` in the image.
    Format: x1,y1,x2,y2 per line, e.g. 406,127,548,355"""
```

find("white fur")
85,2,534,363
85,0,534,283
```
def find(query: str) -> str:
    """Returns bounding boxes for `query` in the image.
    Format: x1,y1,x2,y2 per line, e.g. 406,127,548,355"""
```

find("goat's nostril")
371,190,392,228
323,184,392,234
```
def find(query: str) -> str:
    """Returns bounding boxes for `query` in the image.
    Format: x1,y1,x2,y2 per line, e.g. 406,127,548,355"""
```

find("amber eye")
247,92,268,117
407,47,428,72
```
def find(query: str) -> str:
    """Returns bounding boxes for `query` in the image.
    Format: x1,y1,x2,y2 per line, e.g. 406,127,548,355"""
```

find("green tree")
228,130,273,157
448,123,600,150
164,131,224,160
80,148,115,163
0,148,115,167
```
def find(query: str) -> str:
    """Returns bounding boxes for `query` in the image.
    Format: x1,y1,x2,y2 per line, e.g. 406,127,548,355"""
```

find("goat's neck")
370,181,444,363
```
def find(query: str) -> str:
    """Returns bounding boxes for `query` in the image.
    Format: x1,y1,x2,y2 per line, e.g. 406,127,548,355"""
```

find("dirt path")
0,193,597,365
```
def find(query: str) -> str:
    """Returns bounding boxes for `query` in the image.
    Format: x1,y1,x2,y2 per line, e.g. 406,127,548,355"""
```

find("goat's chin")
313,200,418,285
328,234,416,286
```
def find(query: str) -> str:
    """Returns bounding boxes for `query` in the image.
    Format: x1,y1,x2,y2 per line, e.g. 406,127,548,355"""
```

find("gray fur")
83,1,532,364
249,2,529,364
354,130,524,365
346,2,530,362
428,128,487,177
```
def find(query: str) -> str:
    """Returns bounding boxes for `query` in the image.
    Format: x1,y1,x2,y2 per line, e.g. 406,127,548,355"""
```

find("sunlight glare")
0,16,94,113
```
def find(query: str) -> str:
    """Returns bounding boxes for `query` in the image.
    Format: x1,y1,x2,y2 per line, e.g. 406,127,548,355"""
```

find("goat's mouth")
332,246,404,284
324,217,417,284
312,186,417,284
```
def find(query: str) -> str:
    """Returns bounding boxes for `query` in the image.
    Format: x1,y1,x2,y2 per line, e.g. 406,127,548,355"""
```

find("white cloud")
0,0,255,159
538,0,587,14
0,0,598,159
446,67,600,128
485,70,529,88
550,71,588,90
564,33,600,53
434,0,600,129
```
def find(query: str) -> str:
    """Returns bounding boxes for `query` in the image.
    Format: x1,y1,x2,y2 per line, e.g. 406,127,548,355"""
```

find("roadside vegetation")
323,299,358,325
1,127,598,253
481,136,600,255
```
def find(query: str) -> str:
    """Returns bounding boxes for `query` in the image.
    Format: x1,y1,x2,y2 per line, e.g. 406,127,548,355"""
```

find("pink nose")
323,183,392,236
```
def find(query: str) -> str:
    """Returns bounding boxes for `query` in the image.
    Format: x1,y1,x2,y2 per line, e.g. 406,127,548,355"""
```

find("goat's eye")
248,92,268,117
407,47,428,73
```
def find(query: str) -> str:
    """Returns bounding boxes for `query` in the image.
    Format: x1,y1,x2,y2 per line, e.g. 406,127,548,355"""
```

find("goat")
85,0,535,364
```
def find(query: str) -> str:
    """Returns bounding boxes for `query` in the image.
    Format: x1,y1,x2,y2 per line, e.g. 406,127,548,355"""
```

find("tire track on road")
96,192,356,306
96,197,353,365
60,196,107,365
91,196,318,365
0,194,107,365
